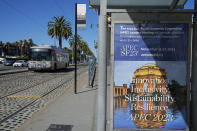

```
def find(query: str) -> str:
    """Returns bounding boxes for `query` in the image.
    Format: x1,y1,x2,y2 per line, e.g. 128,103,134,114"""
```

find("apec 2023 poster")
113,23,188,130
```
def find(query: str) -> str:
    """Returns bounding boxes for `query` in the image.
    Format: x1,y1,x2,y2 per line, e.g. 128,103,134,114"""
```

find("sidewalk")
17,70,98,131
0,68,28,75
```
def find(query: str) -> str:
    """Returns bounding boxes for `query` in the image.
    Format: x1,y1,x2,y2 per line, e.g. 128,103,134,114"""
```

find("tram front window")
31,49,52,61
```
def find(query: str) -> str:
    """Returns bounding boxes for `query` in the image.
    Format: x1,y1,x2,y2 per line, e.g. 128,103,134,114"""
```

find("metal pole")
54,26,56,47
72,45,74,64
74,3,77,94
97,0,107,130
191,1,197,131
191,0,197,130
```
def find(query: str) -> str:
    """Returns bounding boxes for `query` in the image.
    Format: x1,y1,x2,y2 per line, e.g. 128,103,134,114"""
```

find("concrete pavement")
0,68,28,75
0,64,28,75
16,69,98,131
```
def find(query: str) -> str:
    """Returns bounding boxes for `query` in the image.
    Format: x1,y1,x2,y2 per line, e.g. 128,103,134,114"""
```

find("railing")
88,58,96,87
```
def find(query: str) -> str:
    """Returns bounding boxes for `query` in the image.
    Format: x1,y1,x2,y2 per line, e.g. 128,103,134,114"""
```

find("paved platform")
17,70,98,131
0,68,28,75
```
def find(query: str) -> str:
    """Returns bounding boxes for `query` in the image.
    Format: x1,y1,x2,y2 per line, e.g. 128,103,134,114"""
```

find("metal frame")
186,19,193,131
97,0,107,131
106,9,195,13
170,0,180,9
108,12,193,131
91,5,185,9
191,1,197,130
89,0,187,9
75,3,77,94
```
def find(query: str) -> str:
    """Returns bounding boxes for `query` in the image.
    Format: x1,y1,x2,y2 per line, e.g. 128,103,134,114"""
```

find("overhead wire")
52,0,72,22
1,0,47,34
51,0,75,47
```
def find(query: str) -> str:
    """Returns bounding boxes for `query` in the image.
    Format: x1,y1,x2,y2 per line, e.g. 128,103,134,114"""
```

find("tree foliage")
48,16,72,48
0,39,35,59
68,34,95,60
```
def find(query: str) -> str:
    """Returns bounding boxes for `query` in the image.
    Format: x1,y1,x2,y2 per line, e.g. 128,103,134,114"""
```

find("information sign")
113,23,188,130
77,4,86,29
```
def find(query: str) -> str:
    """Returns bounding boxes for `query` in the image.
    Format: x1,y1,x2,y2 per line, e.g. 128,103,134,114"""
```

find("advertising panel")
113,23,188,130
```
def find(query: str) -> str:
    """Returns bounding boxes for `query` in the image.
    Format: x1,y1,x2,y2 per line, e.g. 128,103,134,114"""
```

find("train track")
0,69,32,82
0,76,73,124
0,75,55,99
0,66,78,98
0,65,88,130
0,65,86,100
0,74,64,99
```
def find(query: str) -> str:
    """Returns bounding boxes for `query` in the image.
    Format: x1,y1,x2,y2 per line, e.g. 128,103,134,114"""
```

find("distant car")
4,60,15,66
13,60,28,67
0,58,6,64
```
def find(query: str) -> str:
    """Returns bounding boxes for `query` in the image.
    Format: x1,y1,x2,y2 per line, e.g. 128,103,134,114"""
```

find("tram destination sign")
113,23,188,130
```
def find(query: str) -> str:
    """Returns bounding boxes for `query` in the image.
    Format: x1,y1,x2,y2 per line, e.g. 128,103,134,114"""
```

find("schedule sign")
77,4,86,29
113,23,188,130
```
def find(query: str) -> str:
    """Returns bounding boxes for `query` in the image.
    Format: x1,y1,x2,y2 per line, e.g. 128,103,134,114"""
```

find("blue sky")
185,0,194,9
0,0,98,54
0,0,194,56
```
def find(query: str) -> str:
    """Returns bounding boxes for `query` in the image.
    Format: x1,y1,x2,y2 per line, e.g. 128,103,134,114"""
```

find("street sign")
77,4,86,29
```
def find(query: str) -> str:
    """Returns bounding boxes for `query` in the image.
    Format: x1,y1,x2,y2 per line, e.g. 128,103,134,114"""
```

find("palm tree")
0,41,3,46
4,42,10,56
69,34,82,63
28,38,33,47
78,41,87,62
68,34,82,49
19,40,23,56
48,16,72,48
79,41,94,60
94,42,98,50
94,41,98,57
15,41,20,56
80,41,89,60
0,41,3,57
26,38,33,57
24,40,28,55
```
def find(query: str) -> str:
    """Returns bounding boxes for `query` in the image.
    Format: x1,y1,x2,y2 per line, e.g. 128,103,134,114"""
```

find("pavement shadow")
55,67,75,73
77,88,98,94
33,67,76,74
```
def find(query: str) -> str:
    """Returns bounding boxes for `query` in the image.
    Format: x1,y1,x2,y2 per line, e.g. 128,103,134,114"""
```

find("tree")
78,41,87,62
15,41,20,56
69,34,95,62
19,40,23,56
94,41,98,57
68,34,82,49
79,41,95,60
4,42,10,56
63,47,72,62
0,41,3,46
69,34,82,63
28,38,33,47
24,40,28,55
0,41,4,57
48,16,72,48
94,42,98,49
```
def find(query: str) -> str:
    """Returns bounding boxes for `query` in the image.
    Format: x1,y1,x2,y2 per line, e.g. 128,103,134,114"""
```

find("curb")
0,69,28,76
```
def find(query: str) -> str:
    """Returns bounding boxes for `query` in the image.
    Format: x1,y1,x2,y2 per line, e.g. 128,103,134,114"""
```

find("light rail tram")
28,45,69,71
